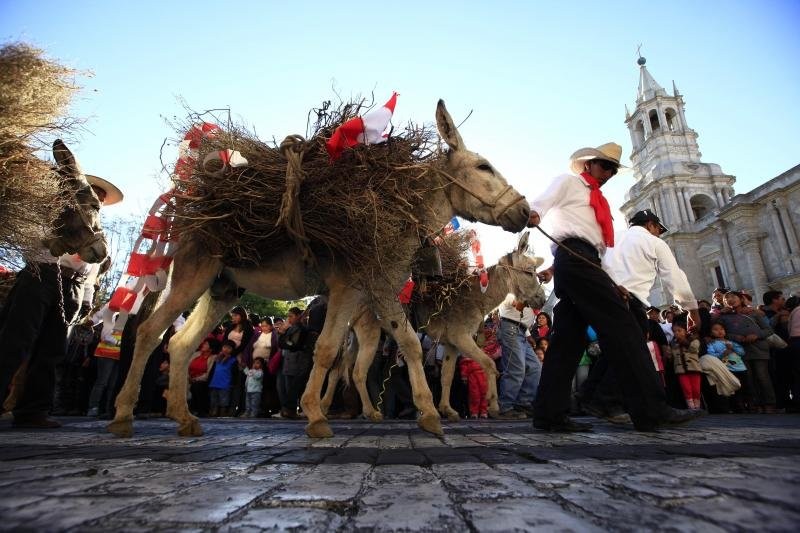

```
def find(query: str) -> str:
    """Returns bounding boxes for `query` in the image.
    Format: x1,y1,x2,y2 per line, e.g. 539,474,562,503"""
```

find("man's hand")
537,266,554,283
528,211,541,227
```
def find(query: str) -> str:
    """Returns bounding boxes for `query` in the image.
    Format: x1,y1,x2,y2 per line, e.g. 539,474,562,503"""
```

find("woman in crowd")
188,338,219,417
244,318,281,417
714,291,777,413
531,312,551,343
223,306,254,416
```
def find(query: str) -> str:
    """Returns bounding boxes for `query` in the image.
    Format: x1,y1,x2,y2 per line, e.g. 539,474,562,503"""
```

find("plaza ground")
0,414,798,531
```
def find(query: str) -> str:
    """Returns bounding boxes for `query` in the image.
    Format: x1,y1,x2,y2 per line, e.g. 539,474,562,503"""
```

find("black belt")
501,317,526,330
558,237,601,264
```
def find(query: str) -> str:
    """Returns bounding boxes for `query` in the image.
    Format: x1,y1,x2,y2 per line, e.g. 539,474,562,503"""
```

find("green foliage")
237,293,306,321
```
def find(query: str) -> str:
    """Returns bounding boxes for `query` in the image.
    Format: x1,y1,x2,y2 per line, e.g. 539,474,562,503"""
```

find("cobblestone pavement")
0,414,798,531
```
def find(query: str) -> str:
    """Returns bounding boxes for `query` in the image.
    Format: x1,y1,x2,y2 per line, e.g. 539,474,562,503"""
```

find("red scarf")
581,172,614,247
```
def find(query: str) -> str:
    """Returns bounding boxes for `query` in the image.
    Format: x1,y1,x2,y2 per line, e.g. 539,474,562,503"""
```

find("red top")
188,353,210,379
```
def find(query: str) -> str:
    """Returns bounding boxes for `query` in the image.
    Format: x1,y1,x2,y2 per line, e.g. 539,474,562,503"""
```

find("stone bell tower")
620,56,736,230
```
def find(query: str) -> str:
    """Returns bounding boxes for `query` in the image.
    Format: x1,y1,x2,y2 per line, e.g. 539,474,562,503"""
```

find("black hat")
629,209,668,235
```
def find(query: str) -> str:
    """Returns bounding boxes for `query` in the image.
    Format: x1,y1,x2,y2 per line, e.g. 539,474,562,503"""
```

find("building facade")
620,57,800,306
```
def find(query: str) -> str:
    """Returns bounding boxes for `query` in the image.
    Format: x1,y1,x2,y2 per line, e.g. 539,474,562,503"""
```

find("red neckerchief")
580,172,614,247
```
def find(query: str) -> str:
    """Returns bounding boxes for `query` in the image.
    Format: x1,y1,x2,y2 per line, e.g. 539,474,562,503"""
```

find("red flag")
326,92,398,160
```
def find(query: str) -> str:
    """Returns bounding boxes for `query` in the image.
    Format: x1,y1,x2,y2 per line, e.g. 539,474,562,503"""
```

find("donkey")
108,100,530,439
44,140,109,264
322,231,545,422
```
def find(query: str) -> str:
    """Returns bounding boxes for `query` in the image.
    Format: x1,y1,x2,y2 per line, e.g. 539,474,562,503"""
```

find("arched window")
649,109,661,132
633,120,645,146
665,108,678,131
690,194,716,220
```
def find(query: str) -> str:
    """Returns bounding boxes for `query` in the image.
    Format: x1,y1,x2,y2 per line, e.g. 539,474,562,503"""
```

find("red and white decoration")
100,123,247,341
468,229,489,293
326,92,398,160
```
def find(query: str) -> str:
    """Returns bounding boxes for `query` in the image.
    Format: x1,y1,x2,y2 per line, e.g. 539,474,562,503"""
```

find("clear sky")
3,0,799,267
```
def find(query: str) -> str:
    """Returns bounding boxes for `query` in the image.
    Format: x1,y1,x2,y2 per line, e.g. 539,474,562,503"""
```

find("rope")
277,134,314,264
375,361,399,413
530,224,629,306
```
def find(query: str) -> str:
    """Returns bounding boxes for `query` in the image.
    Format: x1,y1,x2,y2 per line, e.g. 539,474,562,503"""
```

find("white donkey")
108,100,530,439
321,231,545,421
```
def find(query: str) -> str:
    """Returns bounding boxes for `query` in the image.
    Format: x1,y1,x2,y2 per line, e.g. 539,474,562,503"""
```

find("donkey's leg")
437,344,460,422
166,290,234,436
350,310,383,421
377,305,442,436
301,286,362,438
108,248,219,438
451,335,501,418
319,363,341,416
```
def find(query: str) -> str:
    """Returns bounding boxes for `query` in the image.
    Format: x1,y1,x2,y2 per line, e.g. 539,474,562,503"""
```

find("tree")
237,293,306,320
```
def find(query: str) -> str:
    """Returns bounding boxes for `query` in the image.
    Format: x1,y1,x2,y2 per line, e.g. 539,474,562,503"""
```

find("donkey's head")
498,231,546,310
42,140,109,263
435,101,529,233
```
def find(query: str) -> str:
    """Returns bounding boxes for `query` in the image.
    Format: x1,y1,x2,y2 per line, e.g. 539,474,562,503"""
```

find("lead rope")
530,224,628,306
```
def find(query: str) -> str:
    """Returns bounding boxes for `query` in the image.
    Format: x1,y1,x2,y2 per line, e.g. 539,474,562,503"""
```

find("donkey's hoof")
445,410,461,423
107,418,133,438
367,410,384,422
177,418,203,437
418,413,444,436
488,406,500,419
306,420,334,438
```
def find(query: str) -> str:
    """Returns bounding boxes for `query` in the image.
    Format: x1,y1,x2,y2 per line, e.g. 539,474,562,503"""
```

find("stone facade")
620,58,800,306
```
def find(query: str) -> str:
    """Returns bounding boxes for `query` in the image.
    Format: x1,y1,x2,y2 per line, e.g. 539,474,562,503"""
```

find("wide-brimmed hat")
629,209,668,234
86,175,124,206
569,142,626,175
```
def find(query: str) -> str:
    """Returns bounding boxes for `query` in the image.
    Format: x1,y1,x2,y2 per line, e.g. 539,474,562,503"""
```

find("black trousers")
533,240,668,426
580,296,650,413
0,264,81,418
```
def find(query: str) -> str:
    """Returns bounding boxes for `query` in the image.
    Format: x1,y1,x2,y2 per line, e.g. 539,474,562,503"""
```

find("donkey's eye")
477,163,493,172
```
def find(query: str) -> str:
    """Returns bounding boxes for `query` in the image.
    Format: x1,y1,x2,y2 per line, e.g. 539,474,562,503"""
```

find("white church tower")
620,56,736,230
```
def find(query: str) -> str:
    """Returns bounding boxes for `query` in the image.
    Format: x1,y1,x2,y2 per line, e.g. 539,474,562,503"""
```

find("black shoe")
657,407,705,426
533,416,593,432
579,401,607,420
12,416,62,429
513,405,536,417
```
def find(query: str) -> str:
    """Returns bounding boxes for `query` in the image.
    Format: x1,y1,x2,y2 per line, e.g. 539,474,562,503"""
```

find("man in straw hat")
0,174,123,429
527,142,702,432
579,208,701,422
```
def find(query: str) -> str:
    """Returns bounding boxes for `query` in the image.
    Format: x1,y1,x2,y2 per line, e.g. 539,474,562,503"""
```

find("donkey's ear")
53,139,83,177
532,256,545,268
435,100,464,152
516,231,530,254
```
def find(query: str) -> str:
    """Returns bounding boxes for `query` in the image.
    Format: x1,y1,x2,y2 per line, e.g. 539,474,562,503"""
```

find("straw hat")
569,142,626,175
86,175,124,206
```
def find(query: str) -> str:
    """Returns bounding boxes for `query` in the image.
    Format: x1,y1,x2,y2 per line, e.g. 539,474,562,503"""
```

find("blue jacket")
209,355,237,389
705,339,747,373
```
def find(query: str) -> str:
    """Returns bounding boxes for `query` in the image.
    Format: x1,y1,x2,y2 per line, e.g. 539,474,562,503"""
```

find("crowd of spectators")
2,281,798,424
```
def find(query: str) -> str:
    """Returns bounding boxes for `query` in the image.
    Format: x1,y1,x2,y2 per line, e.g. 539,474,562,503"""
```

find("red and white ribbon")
100,123,247,341
468,229,489,293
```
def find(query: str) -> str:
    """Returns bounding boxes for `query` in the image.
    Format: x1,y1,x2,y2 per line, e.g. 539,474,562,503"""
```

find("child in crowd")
534,347,545,363
671,322,703,409
458,356,488,418
208,340,237,417
243,358,264,417
705,322,749,412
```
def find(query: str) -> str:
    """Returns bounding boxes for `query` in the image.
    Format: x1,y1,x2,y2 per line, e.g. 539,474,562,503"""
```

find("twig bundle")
170,100,448,286
0,43,84,265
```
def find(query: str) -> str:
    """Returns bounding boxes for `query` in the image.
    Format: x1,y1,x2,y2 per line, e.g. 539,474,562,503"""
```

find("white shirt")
498,294,536,330
603,225,697,310
529,173,606,256
252,332,273,360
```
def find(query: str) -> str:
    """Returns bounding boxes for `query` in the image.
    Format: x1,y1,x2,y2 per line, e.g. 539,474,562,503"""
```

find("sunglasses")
595,160,619,175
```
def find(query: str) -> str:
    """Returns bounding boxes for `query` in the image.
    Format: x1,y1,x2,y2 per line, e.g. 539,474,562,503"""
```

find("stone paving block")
267,463,370,502
462,497,603,532
433,463,545,499
697,476,799,508
612,472,719,499
670,494,800,532
497,463,592,488
321,447,379,464
375,448,428,465
555,484,725,532
351,465,465,531
220,507,346,532
123,477,271,525
0,495,150,530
